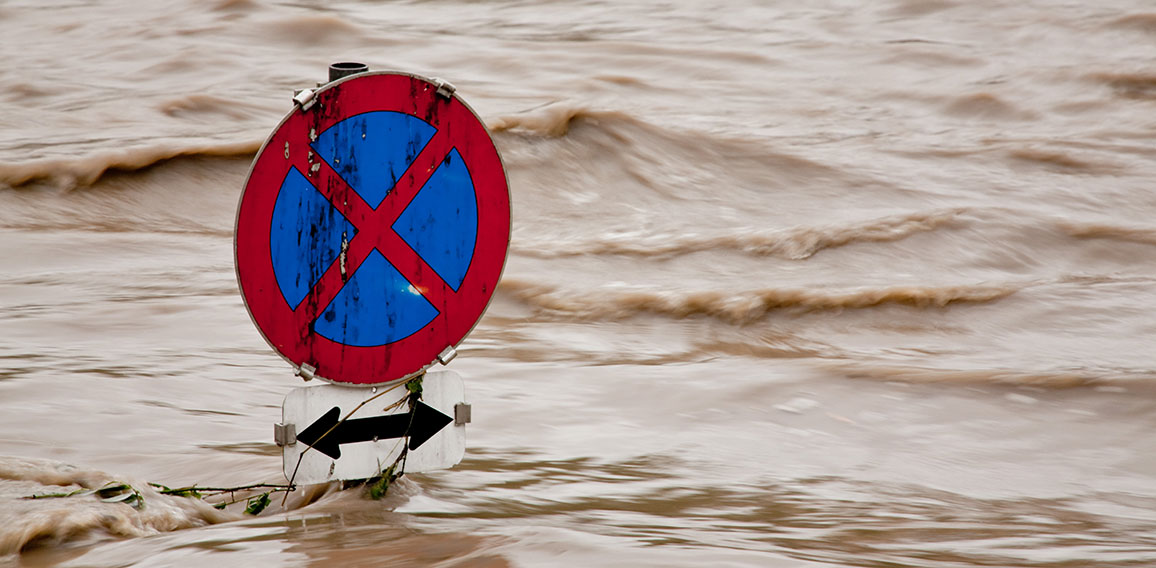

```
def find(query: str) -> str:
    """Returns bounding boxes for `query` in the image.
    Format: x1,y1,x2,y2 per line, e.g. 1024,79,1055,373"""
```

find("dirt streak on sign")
235,72,510,385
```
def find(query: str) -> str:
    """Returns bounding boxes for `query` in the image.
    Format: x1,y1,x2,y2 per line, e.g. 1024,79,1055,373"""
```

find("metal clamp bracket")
292,88,317,111
274,423,297,447
437,345,458,365
454,403,472,426
295,363,317,381
432,78,456,99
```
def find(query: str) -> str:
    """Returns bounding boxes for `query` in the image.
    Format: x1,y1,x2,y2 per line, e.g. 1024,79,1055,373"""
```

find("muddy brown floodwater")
3,1,1156,566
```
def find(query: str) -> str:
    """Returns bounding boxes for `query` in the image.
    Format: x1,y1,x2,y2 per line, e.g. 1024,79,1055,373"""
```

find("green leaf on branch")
95,482,145,510
245,492,271,515
368,463,401,500
405,376,423,397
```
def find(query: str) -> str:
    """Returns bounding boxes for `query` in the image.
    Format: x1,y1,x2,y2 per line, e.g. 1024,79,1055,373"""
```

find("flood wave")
830,363,1146,387
0,457,350,556
1060,221,1156,246
0,458,236,555
499,279,1017,324
488,104,637,138
516,209,967,260
0,140,260,190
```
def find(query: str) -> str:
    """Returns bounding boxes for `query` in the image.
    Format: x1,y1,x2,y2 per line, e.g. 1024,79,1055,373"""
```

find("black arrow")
296,402,453,460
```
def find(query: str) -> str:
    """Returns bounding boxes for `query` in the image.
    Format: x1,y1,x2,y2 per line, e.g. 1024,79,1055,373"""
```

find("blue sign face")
268,111,479,348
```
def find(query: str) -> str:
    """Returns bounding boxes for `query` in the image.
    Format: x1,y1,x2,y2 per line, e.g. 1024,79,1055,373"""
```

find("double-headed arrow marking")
297,402,453,460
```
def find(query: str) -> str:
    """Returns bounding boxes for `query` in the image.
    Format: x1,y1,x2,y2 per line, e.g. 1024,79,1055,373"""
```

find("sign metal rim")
233,70,511,387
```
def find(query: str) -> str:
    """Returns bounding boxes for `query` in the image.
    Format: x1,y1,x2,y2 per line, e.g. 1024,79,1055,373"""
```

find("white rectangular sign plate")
281,370,467,485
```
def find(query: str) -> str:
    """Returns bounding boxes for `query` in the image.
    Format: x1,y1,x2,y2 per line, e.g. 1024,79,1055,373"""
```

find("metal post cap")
329,62,369,83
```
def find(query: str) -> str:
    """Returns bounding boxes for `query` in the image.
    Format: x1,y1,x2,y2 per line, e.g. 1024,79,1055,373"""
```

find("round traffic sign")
235,72,510,385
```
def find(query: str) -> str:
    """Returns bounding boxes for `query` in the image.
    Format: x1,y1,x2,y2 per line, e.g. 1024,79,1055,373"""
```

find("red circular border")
235,72,510,385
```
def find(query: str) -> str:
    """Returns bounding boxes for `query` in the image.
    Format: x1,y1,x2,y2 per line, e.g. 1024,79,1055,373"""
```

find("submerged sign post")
235,64,509,484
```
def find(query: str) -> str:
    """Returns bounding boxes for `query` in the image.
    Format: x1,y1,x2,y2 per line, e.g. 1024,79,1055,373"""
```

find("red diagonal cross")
287,129,457,322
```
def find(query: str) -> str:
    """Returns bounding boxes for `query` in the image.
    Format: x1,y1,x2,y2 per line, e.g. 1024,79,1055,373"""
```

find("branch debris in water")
24,375,430,513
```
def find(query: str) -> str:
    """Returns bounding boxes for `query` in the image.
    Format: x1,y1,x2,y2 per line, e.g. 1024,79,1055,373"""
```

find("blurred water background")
3,0,1156,566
